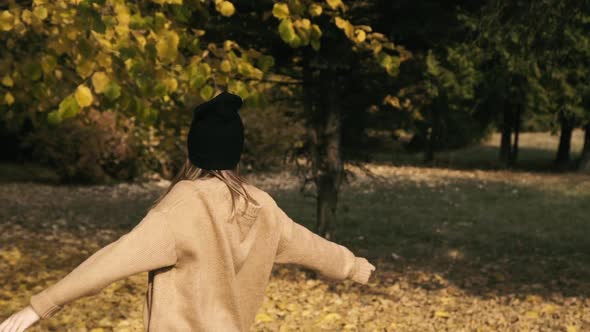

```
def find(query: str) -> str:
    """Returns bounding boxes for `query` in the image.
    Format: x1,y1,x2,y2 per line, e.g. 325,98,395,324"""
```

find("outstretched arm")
28,208,178,319
272,200,375,283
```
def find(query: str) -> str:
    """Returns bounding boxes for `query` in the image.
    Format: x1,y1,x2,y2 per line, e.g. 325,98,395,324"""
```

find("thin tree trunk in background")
312,69,344,238
510,104,521,165
499,105,513,167
555,110,573,166
302,53,319,189
425,102,439,163
579,123,590,171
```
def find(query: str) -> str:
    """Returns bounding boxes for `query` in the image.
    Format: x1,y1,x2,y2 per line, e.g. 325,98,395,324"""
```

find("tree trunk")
425,98,442,162
510,104,521,165
578,123,590,172
304,64,344,238
499,106,513,167
555,110,573,167
314,69,344,238
424,111,436,162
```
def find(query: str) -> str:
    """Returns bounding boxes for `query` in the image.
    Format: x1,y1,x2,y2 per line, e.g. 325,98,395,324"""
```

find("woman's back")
21,90,375,331
146,178,277,331
29,178,373,331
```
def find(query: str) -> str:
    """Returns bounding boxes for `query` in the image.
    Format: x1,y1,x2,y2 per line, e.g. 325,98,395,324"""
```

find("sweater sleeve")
272,200,356,281
29,208,178,319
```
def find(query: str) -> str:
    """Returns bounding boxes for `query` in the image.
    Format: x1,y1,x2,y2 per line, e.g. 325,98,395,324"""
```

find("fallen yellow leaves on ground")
1,166,589,331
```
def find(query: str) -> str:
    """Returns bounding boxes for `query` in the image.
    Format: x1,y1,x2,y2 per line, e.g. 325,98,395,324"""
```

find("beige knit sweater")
29,177,373,331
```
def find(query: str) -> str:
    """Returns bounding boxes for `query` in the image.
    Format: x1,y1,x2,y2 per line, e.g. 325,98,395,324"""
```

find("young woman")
0,91,376,332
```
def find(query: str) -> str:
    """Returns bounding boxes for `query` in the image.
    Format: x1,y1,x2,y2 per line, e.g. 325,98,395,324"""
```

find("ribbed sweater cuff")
348,257,372,284
30,290,62,319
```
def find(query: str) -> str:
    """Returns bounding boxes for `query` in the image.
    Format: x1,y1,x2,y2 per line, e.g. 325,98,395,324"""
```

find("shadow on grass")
0,162,61,185
4,163,588,303
370,145,584,174
269,176,590,300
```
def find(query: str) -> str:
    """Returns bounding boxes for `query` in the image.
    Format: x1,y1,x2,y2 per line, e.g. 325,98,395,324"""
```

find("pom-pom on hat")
187,91,244,170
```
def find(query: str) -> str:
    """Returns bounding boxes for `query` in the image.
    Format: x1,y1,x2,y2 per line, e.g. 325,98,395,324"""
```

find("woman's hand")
0,306,40,332
349,257,376,285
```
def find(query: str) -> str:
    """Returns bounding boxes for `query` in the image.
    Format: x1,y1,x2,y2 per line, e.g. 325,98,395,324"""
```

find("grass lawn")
372,129,586,172
0,131,589,331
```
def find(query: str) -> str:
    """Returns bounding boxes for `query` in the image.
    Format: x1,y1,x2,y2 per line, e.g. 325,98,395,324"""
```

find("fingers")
367,262,376,283
9,317,20,332
1,315,17,332
16,318,28,332
0,315,13,332
0,310,36,332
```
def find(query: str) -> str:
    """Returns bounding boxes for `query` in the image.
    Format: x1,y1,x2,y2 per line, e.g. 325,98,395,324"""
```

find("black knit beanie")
187,91,244,170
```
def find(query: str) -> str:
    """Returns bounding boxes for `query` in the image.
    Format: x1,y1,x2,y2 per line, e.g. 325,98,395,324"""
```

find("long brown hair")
149,156,259,223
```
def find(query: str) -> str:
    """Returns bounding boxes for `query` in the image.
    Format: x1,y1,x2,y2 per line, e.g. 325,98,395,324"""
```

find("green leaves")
423,47,480,107
48,83,98,124
228,79,249,99
3,0,271,131
138,105,158,124
23,62,43,81
40,55,57,74
236,62,252,77
199,84,214,100
103,81,121,101
58,95,80,120
256,55,275,72
276,13,322,49
188,62,211,91
378,53,401,77
310,24,322,50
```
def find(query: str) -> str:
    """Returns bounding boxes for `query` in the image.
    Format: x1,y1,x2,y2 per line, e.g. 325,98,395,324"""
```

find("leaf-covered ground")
1,163,590,331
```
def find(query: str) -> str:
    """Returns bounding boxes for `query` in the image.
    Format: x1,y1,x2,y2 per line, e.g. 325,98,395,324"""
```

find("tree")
0,0,273,132
1,0,406,237
265,0,407,236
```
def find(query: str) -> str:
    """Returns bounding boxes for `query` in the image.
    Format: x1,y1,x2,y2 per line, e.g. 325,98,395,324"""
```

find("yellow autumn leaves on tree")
1,75,14,105
272,3,290,20
75,85,93,108
156,30,180,63
269,0,405,75
91,72,110,94
325,0,345,10
46,84,92,125
152,0,183,5
215,0,236,17
0,11,15,31
0,0,401,128
0,0,276,126
273,3,323,50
